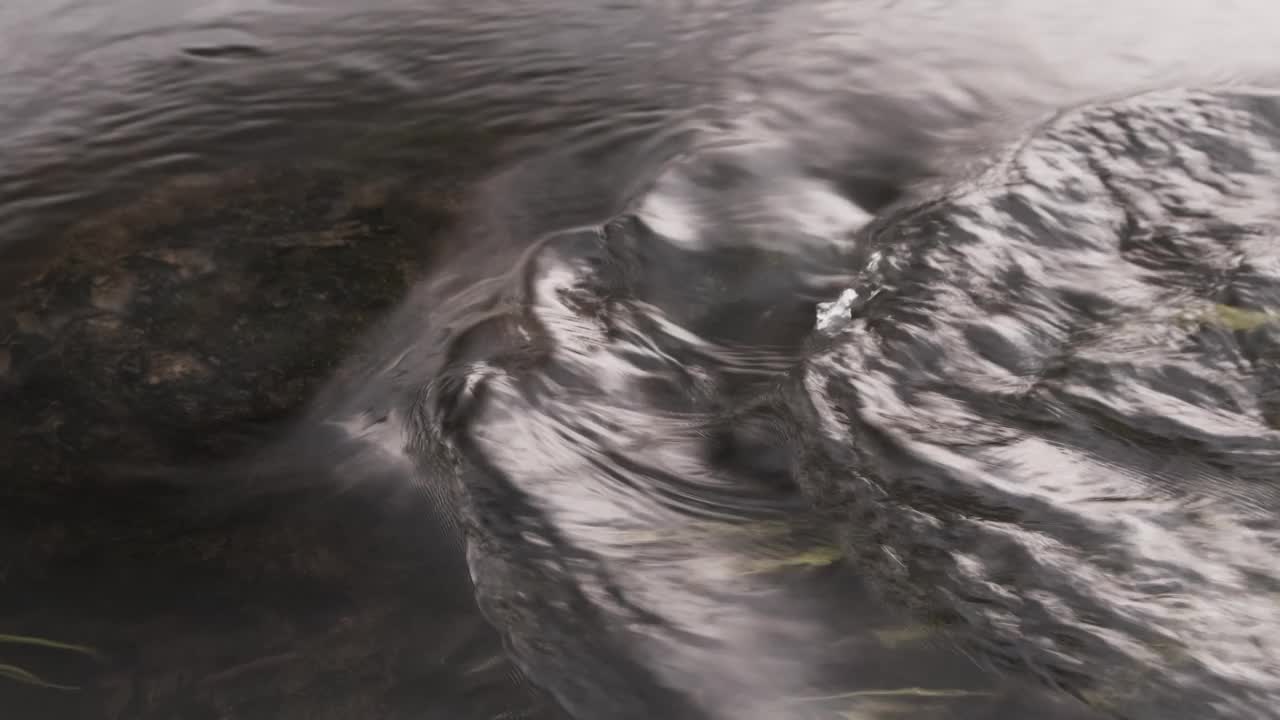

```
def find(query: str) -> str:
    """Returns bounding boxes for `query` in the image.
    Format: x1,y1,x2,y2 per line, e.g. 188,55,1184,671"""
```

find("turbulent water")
5,2,1280,719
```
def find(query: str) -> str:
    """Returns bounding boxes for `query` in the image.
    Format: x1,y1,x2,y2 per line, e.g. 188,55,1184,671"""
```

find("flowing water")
4,2,1280,719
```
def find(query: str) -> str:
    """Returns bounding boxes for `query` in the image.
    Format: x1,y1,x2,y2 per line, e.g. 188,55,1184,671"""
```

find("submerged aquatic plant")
1205,304,1276,331
777,686,995,720
1177,303,1277,332
736,545,843,575
0,633,101,691
613,518,845,576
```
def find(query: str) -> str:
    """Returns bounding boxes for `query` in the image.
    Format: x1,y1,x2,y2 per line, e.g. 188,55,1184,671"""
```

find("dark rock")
0,163,563,720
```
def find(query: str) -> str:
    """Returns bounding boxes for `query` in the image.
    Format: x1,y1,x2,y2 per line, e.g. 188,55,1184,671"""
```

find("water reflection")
2,2,1280,719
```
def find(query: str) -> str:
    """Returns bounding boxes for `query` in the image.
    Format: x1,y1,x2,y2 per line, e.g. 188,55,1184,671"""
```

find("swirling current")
3,2,1280,720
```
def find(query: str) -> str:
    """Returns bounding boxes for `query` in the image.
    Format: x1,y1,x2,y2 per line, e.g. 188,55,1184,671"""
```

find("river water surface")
3,2,1280,719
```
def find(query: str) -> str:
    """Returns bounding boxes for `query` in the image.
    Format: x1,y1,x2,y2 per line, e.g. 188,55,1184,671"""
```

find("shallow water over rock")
4,2,1280,720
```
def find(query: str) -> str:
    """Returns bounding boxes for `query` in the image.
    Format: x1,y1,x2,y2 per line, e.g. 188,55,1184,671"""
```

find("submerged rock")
0,163,565,720
789,88,1280,719
0,168,431,493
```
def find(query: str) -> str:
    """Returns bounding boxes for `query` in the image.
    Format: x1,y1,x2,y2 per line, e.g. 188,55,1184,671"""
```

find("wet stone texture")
0,167,437,494
0,165,561,719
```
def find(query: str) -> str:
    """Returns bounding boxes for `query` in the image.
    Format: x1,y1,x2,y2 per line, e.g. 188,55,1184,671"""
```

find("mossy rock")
0,166,454,494
0,161,564,720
